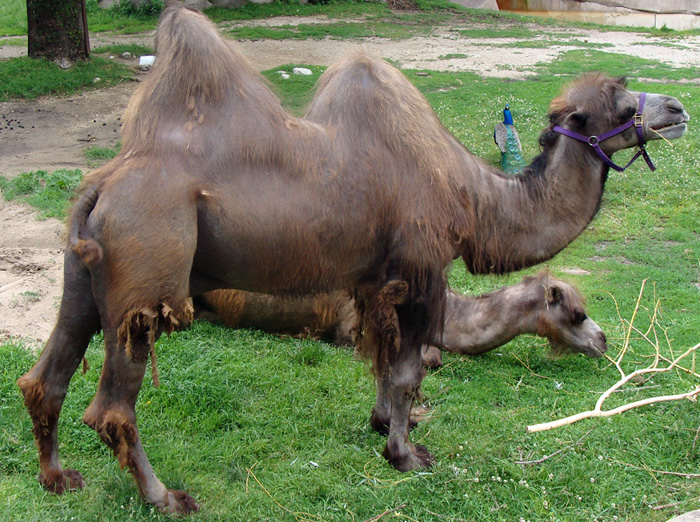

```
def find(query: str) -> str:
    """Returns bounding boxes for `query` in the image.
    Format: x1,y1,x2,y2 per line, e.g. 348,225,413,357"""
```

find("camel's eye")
573,310,587,325
619,107,636,121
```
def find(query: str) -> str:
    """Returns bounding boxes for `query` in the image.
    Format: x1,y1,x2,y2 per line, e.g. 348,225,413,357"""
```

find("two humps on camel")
17,4,689,514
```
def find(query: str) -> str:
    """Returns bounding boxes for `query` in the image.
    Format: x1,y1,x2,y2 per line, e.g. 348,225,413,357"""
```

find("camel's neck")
436,284,543,354
457,137,608,274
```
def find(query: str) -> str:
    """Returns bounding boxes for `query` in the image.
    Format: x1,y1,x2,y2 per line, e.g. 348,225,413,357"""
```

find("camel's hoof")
383,443,434,472
164,489,199,515
40,469,86,494
370,410,419,436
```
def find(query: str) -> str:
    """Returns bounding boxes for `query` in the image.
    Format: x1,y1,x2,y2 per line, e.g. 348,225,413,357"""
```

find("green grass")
458,26,539,39
531,49,700,81
204,0,392,23
84,0,162,34
229,20,431,41
0,37,25,47
84,144,120,168
91,44,154,57
0,56,132,101
486,39,614,49
0,169,83,219
2,6,700,522
262,65,326,116
438,53,468,60
0,0,26,36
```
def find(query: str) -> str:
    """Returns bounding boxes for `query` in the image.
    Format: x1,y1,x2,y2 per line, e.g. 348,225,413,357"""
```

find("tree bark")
26,0,90,66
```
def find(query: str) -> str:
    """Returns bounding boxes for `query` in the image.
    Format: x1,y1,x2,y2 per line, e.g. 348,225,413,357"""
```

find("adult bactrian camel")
197,272,608,366
17,5,689,514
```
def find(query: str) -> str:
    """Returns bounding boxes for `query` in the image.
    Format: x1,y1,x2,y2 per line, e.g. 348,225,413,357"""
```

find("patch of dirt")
0,14,699,344
0,198,64,347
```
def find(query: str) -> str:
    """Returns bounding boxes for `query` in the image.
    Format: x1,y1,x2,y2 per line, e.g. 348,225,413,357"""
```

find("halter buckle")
634,114,643,127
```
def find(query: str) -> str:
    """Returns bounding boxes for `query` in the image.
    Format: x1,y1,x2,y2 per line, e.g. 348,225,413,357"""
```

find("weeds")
84,144,120,168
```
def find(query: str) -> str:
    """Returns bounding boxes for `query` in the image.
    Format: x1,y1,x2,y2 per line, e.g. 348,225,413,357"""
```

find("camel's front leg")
355,279,435,470
370,370,425,435
83,317,198,515
382,338,433,471
370,374,391,435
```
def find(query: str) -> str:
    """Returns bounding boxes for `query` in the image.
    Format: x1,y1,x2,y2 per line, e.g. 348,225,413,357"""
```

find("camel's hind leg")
17,252,101,493
82,305,197,515
80,221,198,513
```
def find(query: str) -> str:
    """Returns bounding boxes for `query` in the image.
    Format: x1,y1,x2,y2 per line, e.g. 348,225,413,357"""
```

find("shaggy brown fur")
17,4,687,514
198,288,354,343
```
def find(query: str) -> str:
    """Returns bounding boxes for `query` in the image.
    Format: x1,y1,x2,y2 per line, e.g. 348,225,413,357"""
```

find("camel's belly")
192,182,387,295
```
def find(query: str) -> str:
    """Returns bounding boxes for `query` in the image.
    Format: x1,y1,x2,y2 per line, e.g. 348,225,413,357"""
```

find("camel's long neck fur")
456,132,608,275
438,277,547,353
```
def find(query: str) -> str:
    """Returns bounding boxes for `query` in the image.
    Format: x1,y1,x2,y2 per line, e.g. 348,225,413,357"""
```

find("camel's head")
536,277,608,359
548,74,689,156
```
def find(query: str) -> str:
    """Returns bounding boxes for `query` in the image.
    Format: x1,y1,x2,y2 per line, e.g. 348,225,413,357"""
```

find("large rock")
451,0,499,9
497,0,700,15
496,0,700,29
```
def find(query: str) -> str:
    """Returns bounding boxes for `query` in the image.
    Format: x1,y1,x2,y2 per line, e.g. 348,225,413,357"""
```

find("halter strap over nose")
552,92,656,173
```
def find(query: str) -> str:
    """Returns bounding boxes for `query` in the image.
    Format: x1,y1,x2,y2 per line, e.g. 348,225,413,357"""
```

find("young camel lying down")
196,272,608,367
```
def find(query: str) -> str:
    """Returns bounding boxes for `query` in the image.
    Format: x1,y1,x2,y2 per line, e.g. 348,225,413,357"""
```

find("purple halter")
553,92,656,173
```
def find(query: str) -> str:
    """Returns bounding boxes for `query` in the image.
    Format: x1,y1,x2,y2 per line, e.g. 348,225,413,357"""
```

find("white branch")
528,384,700,433
526,279,700,434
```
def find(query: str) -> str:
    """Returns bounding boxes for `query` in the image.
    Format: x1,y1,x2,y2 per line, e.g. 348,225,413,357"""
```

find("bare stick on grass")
527,280,700,434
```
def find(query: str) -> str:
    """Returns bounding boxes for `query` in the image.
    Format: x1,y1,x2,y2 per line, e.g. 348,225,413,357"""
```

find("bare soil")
1,14,699,347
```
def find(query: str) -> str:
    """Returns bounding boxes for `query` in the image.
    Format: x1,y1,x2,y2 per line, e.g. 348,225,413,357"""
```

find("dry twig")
246,465,328,522
515,429,592,465
362,504,407,522
608,458,700,479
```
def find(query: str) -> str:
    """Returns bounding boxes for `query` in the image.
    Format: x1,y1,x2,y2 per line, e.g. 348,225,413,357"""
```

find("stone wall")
497,0,700,13
495,0,700,29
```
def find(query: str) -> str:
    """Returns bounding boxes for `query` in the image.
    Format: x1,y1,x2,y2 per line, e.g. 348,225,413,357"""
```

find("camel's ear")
564,111,588,128
613,76,628,87
547,285,562,305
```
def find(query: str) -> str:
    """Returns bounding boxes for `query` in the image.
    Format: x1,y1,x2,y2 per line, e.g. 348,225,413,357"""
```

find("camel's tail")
68,184,103,268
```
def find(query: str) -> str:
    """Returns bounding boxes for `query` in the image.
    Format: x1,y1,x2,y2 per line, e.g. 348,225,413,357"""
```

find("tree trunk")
26,0,90,67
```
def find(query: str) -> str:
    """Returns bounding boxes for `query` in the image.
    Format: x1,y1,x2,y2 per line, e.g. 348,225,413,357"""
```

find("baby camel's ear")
546,285,562,305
